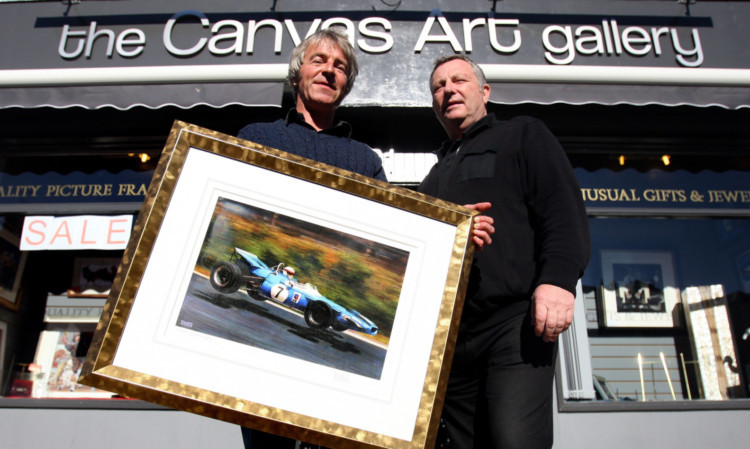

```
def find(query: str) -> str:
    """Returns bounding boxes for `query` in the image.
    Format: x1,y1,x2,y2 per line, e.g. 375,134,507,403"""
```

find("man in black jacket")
419,55,590,449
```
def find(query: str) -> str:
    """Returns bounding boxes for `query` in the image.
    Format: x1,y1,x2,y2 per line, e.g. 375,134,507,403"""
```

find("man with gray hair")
238,27,384,449
238,27,385,181
237,34,494,449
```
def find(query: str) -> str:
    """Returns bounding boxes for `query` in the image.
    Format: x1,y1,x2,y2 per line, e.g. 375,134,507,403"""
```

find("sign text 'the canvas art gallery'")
57,10,704,67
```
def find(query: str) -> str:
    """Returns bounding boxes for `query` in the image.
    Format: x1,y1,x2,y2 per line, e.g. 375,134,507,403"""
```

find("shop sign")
2,0,750,109
52,10,703,67
576,168,750,212
20,215,133,250
44,296,105,323
0,170,153,206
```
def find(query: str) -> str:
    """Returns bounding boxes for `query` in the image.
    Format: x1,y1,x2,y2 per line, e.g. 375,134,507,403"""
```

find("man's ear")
482,83,491,105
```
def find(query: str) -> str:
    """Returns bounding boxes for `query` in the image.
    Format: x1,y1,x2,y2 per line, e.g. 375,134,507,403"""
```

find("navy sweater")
238,110,386,182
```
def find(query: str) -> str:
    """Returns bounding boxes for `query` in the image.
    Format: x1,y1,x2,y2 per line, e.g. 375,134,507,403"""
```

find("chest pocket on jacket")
456,149,496,183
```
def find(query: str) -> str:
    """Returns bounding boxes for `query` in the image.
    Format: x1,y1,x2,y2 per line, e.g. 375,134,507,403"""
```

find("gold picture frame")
80,121,476,449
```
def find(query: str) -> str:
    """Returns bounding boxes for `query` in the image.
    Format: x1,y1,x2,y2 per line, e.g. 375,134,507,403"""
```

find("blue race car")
208,248,378,335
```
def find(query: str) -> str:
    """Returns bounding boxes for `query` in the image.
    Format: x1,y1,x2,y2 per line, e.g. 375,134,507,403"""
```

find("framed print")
33,330,115,399
80,121,477,449
0,227,27,311
737,250,750,293
681,284,741,399
0,320,6,386
67,257,121,297
600,250,681,328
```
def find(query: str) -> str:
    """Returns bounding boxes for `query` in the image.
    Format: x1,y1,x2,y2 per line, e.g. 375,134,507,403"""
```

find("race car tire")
304,301,332,330
209,261,243,294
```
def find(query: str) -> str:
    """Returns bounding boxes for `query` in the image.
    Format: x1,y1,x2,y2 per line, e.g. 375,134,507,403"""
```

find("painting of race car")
209,247,379,335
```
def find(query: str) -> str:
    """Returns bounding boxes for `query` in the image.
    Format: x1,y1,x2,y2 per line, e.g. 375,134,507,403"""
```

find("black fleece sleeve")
518,118,591,295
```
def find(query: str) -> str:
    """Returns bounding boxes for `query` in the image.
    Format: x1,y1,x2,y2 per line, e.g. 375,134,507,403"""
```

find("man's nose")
321,60,335,74
320,61,337,81
443,81,457,96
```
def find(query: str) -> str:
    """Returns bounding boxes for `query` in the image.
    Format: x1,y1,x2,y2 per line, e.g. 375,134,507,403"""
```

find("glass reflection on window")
581,217,750,401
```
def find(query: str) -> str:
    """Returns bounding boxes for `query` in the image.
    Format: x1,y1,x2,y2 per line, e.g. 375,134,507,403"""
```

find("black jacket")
418,114,590,324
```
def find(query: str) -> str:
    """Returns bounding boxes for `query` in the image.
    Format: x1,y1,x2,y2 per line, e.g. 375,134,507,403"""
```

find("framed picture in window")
600,250,681,328
0,320,7,386
67,257,121,298
737,250,750,294
80,121,477,449
0,228,27,311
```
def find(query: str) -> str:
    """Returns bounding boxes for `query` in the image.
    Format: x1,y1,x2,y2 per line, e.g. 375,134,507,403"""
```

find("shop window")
0,148,148,403
580,216,750,401
560,159,750,407
0,246,125,401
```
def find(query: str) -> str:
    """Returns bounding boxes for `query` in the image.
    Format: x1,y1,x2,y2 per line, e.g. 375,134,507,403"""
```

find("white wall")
1,401,749,449
553,403,750,449
0,408,241,449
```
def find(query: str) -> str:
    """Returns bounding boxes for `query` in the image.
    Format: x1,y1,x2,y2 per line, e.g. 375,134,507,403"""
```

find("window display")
578,214,750,402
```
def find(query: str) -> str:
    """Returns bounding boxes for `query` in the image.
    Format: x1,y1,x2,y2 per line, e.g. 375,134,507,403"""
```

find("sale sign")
21,215,133,250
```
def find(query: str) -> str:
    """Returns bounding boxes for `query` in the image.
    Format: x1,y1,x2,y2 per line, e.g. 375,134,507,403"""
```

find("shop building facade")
0,1,749,448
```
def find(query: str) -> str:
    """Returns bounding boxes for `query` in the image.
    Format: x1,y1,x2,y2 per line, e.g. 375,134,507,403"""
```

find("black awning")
0,63,287,110
487,83,750,109
0,82,284,110
4,1,750,110
482,65,750,109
